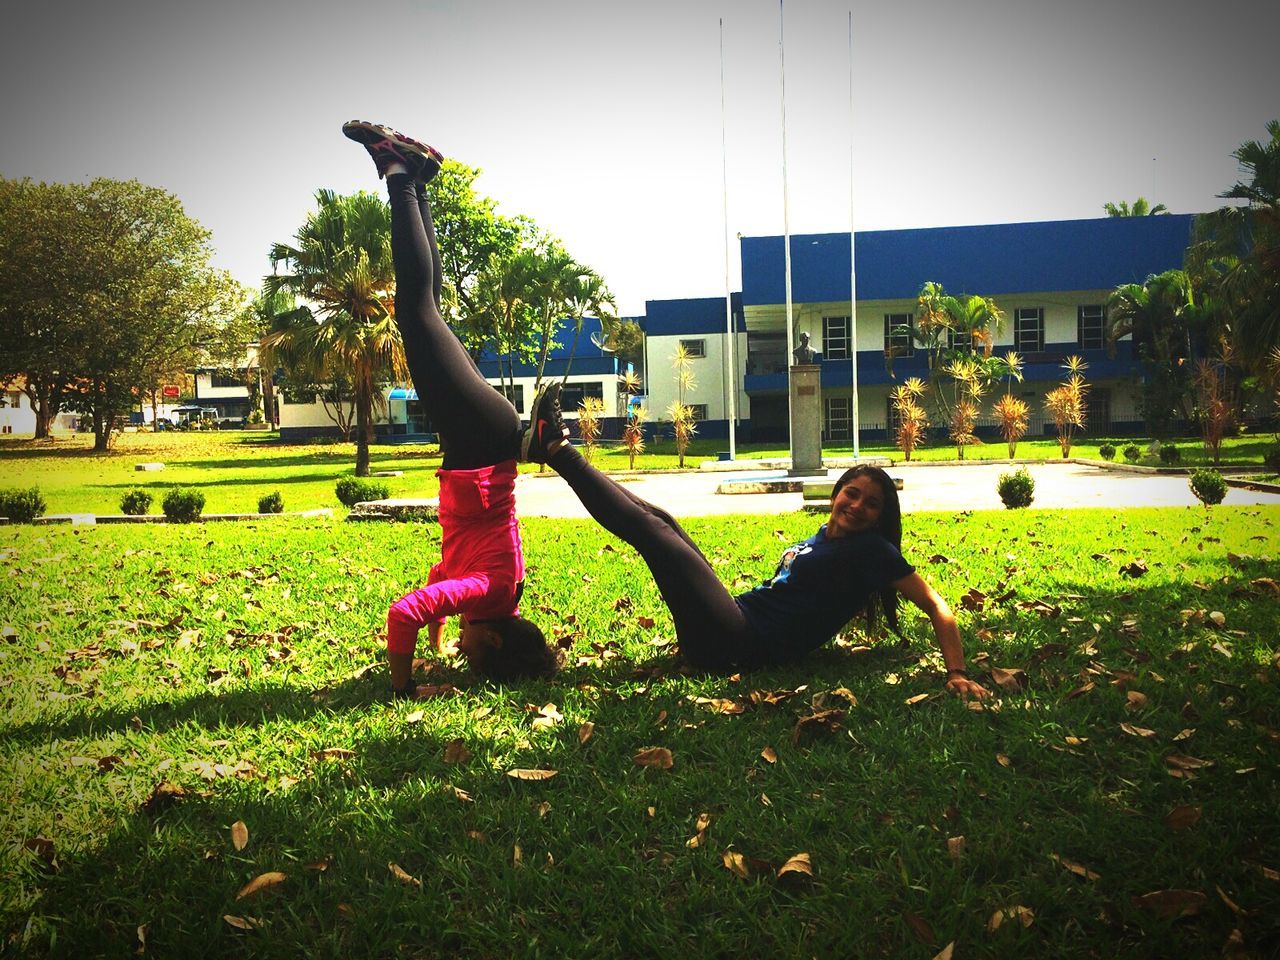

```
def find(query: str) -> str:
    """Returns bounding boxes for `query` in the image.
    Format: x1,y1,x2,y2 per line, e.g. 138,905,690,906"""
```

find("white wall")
644,332,747,421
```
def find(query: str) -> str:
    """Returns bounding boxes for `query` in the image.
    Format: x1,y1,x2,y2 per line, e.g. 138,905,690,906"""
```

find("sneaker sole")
341,120,444,178
521,383,551,462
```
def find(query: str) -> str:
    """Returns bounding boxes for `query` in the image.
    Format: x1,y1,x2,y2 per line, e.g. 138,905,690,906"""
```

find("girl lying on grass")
343,121,561,695
522,388,989,699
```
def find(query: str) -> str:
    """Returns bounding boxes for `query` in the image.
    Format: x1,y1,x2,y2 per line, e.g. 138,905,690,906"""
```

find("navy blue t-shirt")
734,525,914,663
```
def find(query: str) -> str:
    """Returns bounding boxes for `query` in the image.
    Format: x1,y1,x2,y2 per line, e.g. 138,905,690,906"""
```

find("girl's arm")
891,571,990,700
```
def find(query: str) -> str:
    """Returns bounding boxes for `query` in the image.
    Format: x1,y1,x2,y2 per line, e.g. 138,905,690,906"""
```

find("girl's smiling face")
827,474,885,538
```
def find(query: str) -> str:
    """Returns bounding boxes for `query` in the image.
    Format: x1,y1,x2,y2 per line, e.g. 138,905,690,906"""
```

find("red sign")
162,385,181,398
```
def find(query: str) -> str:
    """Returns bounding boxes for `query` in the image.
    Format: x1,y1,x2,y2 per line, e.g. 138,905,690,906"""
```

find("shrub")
1263,444,1280,473
258,491,284,514
1159,444,1181,465
1098,443,1116,461
0,487,46,523
119,489,153,515
161,488,206,523
997,468,1035,509
335,477,390,507
1189,469,1227,506
1123,444,1141,463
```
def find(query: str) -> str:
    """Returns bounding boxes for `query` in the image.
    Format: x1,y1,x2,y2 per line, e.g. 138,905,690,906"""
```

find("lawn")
2,430,1276,517
2,506,1278,956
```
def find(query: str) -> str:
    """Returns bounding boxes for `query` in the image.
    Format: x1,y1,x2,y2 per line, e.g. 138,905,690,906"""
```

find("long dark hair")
464,616,563,681
831,465,904,636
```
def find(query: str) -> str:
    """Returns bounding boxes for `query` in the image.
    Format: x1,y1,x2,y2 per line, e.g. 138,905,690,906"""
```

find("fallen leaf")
1164,805,1202,830
933,944,955,960
760,745,778,764
1120,723,1157,739
947,836,965,859
578,721,594,745
142,781,186,815
636,616,656,629
1166,754,1214,771
443,738,471,764
388,862,422,887
721,850,750,879
236,871,286,899
1052,853,1100,881
1065,681,1095,700
531,702,563,729
136,923,147,954
990,667,1027,690
777,852,813,880
987,905,1035,931
1119,560,1148,578
452,785,473,802
230,821,248,852
1172,727,1195,742
537,801,552,818
633,747,674,769
792,708,845,744
222,915,262,931
311,748,354,761
905,693,930,706
903,910,935,945
404,709,425,724
1208,611,1226,627
995,753,1012,767
1131,888,1207,919
1125,690,1149,709
303,857,330,871
506,768,558,781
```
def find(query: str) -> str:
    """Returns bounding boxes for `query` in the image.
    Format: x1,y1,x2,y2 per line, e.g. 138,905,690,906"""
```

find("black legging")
548,445,764,670
387,173,521,469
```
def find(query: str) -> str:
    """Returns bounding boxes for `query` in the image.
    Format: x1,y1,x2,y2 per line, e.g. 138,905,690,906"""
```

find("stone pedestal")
789,363,822,475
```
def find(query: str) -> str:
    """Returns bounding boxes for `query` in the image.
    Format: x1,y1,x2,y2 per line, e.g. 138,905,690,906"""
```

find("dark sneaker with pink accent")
341,121,444,183
521,381,571,464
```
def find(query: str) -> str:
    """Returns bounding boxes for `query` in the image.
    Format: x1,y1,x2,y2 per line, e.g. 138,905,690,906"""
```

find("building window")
3,390,21,408
211,370,244,388
561,382,604,410
494,383,525,413
281,388,316,405
679,339,706,358
1015,308,1044,353
1086,389,1110,431
824,396,853,441
822,316,850,360
947,328,972,351
1078,305,1105,350
746,332,787,375
687,404,708,421
884,313,914,358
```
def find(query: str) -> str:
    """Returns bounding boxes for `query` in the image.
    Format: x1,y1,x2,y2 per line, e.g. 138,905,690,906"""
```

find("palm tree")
1104,197,1169,217
560,268,619,385
263,189,406,476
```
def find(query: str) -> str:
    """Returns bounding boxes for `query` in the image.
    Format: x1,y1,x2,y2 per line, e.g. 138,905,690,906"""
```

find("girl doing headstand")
342,121,559,694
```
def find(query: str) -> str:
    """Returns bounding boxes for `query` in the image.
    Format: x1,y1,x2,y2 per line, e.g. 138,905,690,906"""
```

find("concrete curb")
33,509,334,526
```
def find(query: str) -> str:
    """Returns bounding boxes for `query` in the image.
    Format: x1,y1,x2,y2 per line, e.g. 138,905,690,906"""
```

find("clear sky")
1,0,1274,316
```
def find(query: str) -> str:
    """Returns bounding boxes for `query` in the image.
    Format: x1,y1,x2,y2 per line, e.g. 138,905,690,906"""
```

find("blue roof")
641,293,746,336
740,215,1196,305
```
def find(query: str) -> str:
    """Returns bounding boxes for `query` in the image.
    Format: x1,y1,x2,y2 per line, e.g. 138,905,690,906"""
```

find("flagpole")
779,0,795,465
719,17,737,461
848,10,861,459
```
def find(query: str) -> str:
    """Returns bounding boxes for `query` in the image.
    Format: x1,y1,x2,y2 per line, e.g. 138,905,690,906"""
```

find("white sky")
1,0,1274,316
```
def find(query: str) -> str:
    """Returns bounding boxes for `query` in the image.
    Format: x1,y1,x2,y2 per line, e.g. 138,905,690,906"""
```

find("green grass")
3,431,1276,518
2,507,1278,956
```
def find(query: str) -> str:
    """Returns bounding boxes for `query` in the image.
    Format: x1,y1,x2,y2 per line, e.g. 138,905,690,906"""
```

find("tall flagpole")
779,0,796,464
719,18,737,461
848,10,861,459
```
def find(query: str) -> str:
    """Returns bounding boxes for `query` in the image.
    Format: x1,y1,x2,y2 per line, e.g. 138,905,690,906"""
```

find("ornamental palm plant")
891,378,928,462
667,402,698,468
992,394,1030,458
576,395,606,462
1043,356,1089,457
622,403,647,470
263,190,405,476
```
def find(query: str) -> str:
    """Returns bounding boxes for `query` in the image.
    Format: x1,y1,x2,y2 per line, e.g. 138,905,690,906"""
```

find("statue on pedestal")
793,331,818,364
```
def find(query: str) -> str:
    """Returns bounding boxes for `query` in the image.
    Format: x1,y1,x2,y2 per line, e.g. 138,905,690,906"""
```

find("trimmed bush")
0,487,46,523
161,488,206,523
335,477,390,507
1263,444,1280,473
258,490,285,514
1123,444,1141,462
119,489,153,516
1098,443,1116,461
1159,444,1181,464
1189,469,1227,506
997,468,1035,509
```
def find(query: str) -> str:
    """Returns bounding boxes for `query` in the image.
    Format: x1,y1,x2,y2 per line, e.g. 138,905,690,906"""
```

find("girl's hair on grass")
830,464,903,637
464,616,563,681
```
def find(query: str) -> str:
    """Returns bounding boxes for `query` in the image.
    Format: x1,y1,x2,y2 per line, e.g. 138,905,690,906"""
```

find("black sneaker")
521,382,571,464
341,121,444,183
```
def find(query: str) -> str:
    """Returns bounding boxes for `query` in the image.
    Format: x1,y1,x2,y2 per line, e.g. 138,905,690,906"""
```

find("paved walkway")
513,461,1280,518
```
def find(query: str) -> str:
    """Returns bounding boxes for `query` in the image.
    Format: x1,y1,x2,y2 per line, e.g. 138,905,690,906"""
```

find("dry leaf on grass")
760,745,778,764
142,781,186,815
777,852,813,880
947,836,965,859
987,905,1035,931
443,739,471,764
933,944,955,960
236,871,286,899
222,915,263,931
506,768,559,781
1052,853,1100,881
1166,754,1214,771
388,862,422,887
311,748,354,761
1164,805,1202,830
230,821,248,852
1119,723,1157,739
990,667,1027,690
578,721,594,745
903,910,935,945
634,747,674,769
1131,888,1206,919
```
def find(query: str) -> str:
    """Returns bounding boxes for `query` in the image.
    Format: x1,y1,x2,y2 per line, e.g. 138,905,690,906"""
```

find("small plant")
119,489,153,515
248,408,266,425
1262,444,1280,473
1123,443,1141,462
1098,442,1116,461
993,394,1030,458
258,491,284,514
666,402,698,469
1043,355,1089,457
622,404,647,470
576,395,606,463
0,487,47,523
161,488,206,523
891,378,929,462
335,477,390,507
997,468,1035,509
1159,444,1181,465
1189,468,1227,506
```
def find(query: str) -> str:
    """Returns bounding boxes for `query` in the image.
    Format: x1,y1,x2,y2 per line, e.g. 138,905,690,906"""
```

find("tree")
560,268,619,383
1043,356,1089,457
0,177,245,449
1103,197,1169,217
1187,120,1280,365
1106,269,1208,436
264,189,406,476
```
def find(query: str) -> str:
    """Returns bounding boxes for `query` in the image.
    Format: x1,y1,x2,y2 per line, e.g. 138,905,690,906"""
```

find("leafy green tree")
1103,197,1169,217
560,267,619,384
0,177,245,449
264,189,406,475
1187,119,1280,364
